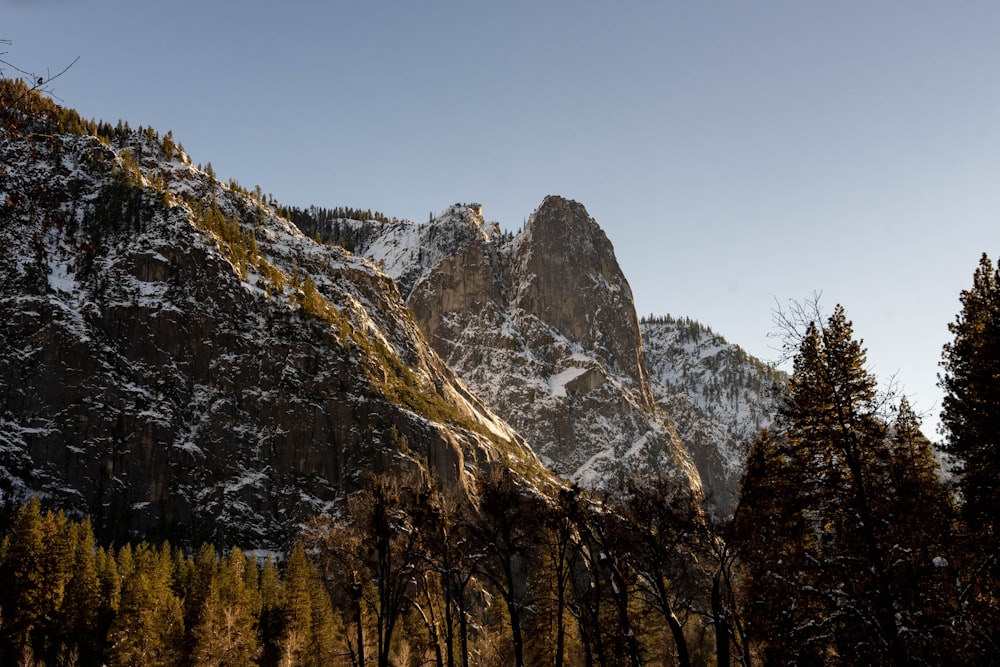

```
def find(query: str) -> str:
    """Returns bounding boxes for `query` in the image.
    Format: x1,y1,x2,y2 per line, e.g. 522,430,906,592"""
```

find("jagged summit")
514,195,651,394
331,193,700,492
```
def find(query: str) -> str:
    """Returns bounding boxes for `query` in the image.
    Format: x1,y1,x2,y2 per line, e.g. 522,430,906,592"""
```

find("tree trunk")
608,562,642,667
665,605,690,667
507,596,525,667
712,572,730,667
352,581,365,667
458,594,470,667
555,555,567,667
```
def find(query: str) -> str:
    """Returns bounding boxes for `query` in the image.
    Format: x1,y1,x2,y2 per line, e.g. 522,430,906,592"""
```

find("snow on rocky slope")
641,315,786,508
0,95,552,547
300,201,788,506
308,198,702,494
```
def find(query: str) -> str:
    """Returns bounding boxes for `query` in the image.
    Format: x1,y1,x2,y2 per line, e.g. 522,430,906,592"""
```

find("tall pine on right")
940,253,1000,545
938,252,1000,645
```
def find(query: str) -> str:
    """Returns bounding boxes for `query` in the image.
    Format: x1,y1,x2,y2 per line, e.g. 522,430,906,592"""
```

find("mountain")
298,201,787,507
300,198,701,492
641,315,786,508
1,83,784,550
0,84,552,547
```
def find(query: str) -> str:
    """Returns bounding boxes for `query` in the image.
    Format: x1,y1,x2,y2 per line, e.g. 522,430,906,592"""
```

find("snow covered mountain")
1,84,786,551
0,86,552,547
303,198,701,493
299,201,787,507
641,315,786,509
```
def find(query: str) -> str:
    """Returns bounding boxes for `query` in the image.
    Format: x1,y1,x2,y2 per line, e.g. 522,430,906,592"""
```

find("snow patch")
548,366,588,398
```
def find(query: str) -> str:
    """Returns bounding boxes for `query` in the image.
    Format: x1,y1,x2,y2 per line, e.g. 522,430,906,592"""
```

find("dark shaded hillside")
0,82,547,548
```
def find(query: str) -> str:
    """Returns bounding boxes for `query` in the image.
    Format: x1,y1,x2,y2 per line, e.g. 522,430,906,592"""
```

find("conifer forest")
3,259,999,665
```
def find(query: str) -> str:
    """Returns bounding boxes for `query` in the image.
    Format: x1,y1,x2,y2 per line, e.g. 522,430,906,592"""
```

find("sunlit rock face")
343,196,700,493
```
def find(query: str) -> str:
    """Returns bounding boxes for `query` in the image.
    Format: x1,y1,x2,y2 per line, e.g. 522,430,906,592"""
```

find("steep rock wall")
350,197,699,491
0,124,547,547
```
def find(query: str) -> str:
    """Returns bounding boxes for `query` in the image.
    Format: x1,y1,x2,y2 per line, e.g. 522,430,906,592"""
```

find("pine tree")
737,303,921,665
938,252,1000,657
106,542,185,667
0,498,73,660
734,429,816,665
878,399,965,660
280,542,315,665
56,517,102,659
257,556,285,666
939,253,1000,546
190,548,261,667
95,544,122,623
0,498,50,656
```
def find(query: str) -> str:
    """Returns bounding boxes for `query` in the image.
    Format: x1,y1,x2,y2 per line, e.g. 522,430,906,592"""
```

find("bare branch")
0,39,79,126
768,291,824,363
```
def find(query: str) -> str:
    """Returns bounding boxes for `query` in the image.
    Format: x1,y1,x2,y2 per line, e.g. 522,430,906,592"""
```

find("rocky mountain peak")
336,194,698,492
436,201,491,230
513,195,650,397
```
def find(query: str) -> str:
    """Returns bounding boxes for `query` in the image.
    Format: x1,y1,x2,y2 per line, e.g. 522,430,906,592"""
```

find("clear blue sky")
5,1,1000,436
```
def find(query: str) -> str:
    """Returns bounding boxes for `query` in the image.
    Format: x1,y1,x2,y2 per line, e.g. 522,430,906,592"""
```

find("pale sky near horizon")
5,1,1000,436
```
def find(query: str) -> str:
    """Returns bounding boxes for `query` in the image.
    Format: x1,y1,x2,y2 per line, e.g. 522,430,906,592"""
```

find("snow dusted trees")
940,253,1000,550
735,302,959,665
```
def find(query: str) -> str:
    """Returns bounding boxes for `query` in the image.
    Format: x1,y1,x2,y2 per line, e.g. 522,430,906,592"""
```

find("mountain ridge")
1,83,785,546
0,87,555,546
304,198,786,503
313,197,700,492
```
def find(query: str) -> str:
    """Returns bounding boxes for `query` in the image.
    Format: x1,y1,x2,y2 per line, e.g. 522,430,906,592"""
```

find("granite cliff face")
0,106,548,547
331,198,699,490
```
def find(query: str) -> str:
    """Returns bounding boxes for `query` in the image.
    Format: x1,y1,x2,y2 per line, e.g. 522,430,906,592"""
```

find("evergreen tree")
190,548,261,667
938,252,1000,657
279,542,315,666
275,541,340,667
878,399,966,660
56,517,102,659
939,253,1000,547
94,544,122,654
257,556,285,666
734,429,816,665
306,570,339,667
106,542,185,667
0,498,72,661
736,303,941,665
